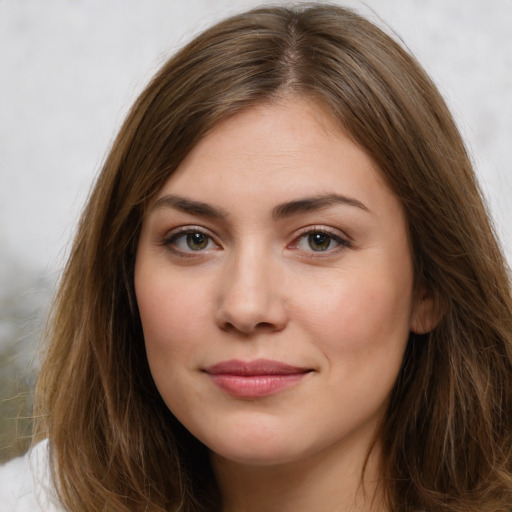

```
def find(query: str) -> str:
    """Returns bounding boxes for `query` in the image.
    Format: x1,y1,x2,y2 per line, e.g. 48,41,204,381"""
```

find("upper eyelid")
292,225,351,242
290,226,353,252
163,226,220,246
164,225,215,237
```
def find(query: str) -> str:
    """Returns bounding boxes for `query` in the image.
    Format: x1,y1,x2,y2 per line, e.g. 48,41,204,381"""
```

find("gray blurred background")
1,0,511,462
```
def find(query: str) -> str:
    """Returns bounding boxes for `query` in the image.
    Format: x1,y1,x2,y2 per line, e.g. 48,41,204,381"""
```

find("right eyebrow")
272,193,370,219
150,194,229,220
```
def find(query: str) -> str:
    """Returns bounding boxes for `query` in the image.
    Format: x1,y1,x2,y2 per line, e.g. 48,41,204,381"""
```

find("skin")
135,98,435,512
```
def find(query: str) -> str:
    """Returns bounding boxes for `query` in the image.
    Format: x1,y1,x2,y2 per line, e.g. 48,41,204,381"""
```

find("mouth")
203,359,313,398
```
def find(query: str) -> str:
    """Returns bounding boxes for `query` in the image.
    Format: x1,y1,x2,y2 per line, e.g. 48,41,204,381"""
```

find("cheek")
135,263,225,404
304,274,413,420
135,266,199,363
135,269,211,415
295,265,414,359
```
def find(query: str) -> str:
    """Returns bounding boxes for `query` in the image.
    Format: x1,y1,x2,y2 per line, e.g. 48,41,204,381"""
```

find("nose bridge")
216,239,287,334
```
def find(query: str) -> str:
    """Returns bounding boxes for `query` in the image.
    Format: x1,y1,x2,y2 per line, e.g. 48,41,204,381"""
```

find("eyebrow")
271,193,370,219
151,195,228,219
151,193,370,220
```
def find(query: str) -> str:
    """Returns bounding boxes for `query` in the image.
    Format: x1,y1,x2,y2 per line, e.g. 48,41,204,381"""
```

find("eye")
184,232,210,250
293,229,350,253
164,228,218,253
305,232,334,251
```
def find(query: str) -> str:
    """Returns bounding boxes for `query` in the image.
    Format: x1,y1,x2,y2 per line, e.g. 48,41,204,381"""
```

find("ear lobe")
410,290,443,334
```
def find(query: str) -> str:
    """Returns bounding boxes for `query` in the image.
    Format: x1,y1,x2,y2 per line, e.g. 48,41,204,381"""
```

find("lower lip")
208,373,308,398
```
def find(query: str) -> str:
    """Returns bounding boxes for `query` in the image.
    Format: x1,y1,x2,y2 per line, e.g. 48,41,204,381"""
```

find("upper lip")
204,359,312,376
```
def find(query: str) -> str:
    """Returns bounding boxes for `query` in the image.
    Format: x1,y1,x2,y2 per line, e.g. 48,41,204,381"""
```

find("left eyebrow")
272,193,370,220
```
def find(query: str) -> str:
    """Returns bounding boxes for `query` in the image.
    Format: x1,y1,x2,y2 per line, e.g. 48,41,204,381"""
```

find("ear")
410,289,443,334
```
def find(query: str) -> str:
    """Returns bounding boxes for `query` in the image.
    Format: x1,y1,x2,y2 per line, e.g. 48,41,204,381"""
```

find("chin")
211,442,306,467
205,426,344,469
198,424,307,467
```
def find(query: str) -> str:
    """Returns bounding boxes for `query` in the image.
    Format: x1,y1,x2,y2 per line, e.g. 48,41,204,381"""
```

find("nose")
215,247,288,335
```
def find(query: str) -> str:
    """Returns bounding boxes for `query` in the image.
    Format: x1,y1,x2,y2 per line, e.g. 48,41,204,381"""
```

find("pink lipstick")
203,359,312,398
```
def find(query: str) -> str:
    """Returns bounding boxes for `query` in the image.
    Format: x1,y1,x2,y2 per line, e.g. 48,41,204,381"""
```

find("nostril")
220,320,277,334
255,321,281,331
218,318,285,335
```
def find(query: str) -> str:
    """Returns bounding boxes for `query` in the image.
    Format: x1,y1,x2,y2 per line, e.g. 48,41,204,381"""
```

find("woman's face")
135,98,432,468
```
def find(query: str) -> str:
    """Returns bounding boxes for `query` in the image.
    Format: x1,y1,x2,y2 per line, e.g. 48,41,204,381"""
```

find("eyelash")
162,226,351,256
291,226,351,254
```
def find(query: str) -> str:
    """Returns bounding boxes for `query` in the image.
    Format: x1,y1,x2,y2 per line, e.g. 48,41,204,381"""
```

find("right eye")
164,229,219,253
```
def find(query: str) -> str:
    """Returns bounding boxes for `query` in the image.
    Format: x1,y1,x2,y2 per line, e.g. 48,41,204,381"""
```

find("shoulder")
0,440,65,512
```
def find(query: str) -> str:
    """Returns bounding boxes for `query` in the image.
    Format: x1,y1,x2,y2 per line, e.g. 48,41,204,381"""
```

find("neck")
211,440,386,512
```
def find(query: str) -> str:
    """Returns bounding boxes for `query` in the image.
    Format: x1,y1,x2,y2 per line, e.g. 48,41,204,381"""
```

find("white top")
0,441,64,512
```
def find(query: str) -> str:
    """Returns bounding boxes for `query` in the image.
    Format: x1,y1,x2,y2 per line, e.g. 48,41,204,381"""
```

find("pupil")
308,233,330,251
187,233,207,250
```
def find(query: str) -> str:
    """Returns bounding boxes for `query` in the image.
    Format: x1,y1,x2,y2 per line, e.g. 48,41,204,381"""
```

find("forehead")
151,98,399,221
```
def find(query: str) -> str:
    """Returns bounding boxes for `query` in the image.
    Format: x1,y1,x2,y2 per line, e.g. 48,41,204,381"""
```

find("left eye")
166,231,217,251
295,231,347,252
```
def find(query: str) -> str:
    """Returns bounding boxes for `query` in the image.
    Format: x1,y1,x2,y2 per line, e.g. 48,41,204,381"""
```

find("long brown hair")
34,4,512,511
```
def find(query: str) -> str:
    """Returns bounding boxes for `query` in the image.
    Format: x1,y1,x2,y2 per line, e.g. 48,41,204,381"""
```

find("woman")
1,3,511,511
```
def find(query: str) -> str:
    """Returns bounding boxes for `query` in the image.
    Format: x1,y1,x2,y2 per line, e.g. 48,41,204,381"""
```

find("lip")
203,359,312,398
